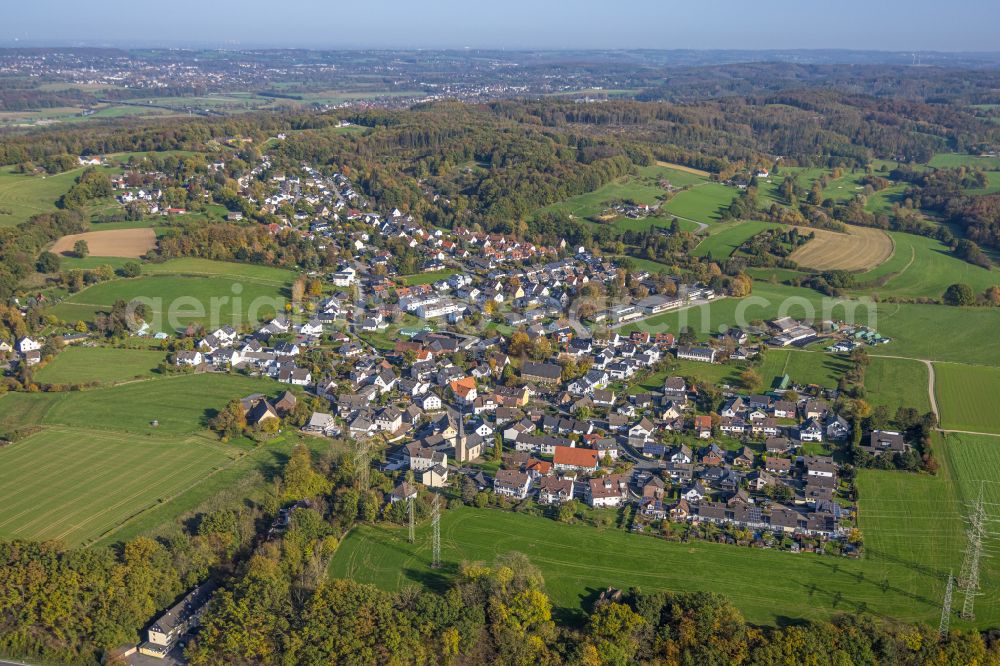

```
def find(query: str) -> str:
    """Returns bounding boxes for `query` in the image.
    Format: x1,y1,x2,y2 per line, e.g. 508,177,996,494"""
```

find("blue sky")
3,0,998,51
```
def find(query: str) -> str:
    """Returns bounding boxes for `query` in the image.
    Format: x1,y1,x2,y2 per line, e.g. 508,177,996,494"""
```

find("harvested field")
51,228,156,258
789,225,893,271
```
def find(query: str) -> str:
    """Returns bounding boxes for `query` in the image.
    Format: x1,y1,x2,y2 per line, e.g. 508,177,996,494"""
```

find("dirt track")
51,228,156,258
789,226,893,272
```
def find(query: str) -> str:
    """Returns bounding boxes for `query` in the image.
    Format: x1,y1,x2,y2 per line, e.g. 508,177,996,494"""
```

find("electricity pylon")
958,484,988,620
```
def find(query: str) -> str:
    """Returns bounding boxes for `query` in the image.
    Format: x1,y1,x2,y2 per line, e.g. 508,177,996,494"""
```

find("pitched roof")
553,445,599,469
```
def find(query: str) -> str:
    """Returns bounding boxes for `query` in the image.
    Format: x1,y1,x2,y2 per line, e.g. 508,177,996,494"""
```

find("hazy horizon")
4,0,999,52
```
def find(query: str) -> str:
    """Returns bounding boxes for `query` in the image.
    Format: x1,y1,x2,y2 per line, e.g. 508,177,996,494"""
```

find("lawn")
328,503,980,627
628,361,745,394
0,166,84,227
661,182,738,224
400,269,459,286
0,427,237,546
759,349,850,389
855,432,1000,629
34,346,167,386
852,232,998,300
49,274,289,332
934,363,1000,434
694,220,782,259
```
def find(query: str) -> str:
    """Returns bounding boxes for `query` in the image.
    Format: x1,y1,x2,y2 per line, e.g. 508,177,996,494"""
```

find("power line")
958,483,988,620
408,495,415,544
354,438,371,491
431,493,441,569
939,570,953,638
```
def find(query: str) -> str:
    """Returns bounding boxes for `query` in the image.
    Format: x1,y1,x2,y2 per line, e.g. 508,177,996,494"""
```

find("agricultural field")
0,372,292,545
661,182,738,224
758,349,850,389
871,302,1000,365
0,427,237,545
617,281,997,366
694,220,782,259
34,346,167,386
856,432,1000,629
0,373,283,436
620,283,877,340
933,362,1000,434
328,503,982,627
49,265,292,332
864,356,931,416
851,232,998,300
50,228,157,258
141,257,295,285
788,226,894,272
0,166,84,227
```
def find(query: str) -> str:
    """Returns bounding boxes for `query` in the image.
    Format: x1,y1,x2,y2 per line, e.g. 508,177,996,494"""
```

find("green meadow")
34,346,167,386
328,500,993,628
0,372,293,546
49,270,290,332
865,356,931,416
934,363,1000,434
855,433,1000,630
851,232,998,300
758,349,851,389
0,166,85,227
694,220,783,259
661,182,738,224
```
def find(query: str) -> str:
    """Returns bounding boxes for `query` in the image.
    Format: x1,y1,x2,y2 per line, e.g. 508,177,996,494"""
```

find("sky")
3,0,999,52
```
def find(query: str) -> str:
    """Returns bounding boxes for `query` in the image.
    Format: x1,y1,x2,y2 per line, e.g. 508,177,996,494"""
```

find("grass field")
856,432,1000,629
0,373,283,436
141,257,295,284
0,427,237,545
852,232,998,300
693,220,782,259
628,361,745,394
871,302,1000,365
0,166,84,227
616,281,998,366
400,269,459,286
661,182,738,224
789,226,894,272
759,349,850,389
328,502,986,627
934,363,1000,434
34,347,166,385
49,272,289,332
865,356,931,415
0,372,291,545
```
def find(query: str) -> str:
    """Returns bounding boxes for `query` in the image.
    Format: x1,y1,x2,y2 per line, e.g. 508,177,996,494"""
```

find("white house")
17,337,41,354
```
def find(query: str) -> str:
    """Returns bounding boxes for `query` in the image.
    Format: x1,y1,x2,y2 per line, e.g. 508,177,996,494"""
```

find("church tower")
456,408,470,462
